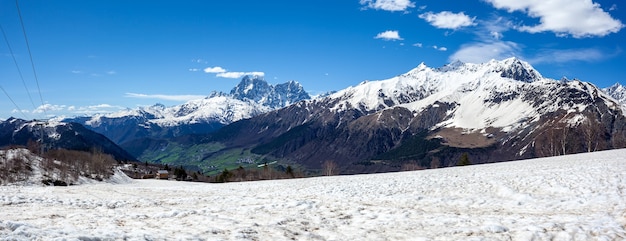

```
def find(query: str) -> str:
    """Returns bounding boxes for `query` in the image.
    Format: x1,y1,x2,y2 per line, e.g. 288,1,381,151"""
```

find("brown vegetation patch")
429,127,503,148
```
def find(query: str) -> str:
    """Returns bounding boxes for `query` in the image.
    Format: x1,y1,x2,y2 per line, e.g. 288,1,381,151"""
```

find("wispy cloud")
374,30,404,41
419,11,476,30
216,71,265,79
32,103,125,115
449,41,520,63
106,70,116,75
124,93,206,101
433,45,448,51
413,43,423,47
191,58,208,64
33,104,66,114
188,68,201,72
71,70,82,74
528,48,610,64
360,0,415,12
200,66,264,79
484,0,624,38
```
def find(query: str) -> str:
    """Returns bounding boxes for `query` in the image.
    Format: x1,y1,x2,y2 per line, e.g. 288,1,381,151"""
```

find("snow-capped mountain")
63,76,311,145
230,76,310,108
181,57,626,174
603,83,626,106
325,57,618,132
0,118,135,161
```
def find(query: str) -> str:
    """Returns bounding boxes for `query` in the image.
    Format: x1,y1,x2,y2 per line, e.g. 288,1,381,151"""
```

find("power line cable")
15,0,46,116
0,85,29,119
0,23,37,110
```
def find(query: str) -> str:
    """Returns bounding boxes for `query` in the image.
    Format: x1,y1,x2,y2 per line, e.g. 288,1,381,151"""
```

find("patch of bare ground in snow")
1,149,626,240
431,127,503,148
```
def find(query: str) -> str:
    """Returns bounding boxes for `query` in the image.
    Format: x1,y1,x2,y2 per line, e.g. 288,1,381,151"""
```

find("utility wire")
0,85,29,119
0,23,37,110
15,0,46,116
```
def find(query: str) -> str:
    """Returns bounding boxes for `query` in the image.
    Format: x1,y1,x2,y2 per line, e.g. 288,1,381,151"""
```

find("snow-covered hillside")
2,149,625,240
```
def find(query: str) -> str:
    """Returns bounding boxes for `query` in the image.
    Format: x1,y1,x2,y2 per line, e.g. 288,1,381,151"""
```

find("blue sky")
1,0,624,119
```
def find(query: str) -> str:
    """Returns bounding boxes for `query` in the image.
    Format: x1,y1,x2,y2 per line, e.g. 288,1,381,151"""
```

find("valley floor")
2,150,626,240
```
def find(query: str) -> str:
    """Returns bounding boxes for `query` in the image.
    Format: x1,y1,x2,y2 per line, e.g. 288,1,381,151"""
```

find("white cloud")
69,104,125,115
33,104,66,114
188,68,200,72
12,109,29,113
360,0,415,12
484,0,624,37
609,4,617,11
433,46,448,51
374,30,403,41
124,93,206,102
490,31,503,40
449,41,521,63
202,65,264,79
203,66,227,73
528,48,607,64
419,11,476,30
413,43,423,47
216,71,265,79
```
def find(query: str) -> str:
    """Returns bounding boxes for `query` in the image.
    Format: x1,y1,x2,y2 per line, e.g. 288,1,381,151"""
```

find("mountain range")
112,58,626,174
62,76,311,145
25,58,626,175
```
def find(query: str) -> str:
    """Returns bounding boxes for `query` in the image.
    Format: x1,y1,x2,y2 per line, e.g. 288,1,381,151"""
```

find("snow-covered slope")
2,149,625,240
0,148,133,186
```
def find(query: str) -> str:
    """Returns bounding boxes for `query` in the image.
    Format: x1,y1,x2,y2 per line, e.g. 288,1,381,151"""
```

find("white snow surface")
2,149,626,240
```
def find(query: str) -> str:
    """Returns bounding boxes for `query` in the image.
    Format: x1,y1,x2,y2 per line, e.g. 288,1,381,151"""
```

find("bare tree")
582,118,601,152
559,126,570,155
402,162,423,171
322,160,337,176
430,157,441,169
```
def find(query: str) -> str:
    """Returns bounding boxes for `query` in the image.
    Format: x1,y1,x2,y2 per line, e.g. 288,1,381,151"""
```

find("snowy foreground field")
2,150,626,240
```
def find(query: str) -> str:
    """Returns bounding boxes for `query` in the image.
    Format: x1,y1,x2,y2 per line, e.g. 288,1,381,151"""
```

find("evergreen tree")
458,153,471,166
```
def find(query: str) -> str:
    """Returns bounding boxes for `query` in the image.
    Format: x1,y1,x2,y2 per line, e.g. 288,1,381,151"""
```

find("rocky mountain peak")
603,83,626,105
229,75,310,108
494,57,542,83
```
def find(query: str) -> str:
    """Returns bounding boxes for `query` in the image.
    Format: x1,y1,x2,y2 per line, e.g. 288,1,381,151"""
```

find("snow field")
2,149,626,240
